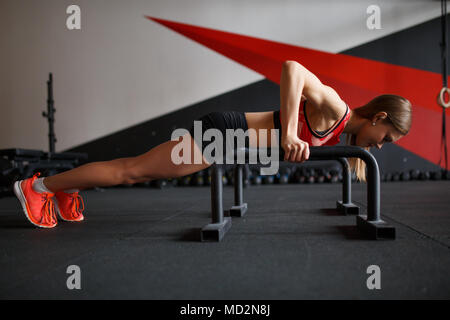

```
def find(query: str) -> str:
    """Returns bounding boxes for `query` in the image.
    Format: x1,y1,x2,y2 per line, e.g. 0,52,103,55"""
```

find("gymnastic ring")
437,87,450,108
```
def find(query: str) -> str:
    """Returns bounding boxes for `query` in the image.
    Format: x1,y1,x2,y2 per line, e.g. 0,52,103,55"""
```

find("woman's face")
353,112,404,149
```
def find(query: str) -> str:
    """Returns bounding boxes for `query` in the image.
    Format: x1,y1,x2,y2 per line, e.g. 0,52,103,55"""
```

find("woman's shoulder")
320,86,348,121
330,100,348,121
304,85,347,122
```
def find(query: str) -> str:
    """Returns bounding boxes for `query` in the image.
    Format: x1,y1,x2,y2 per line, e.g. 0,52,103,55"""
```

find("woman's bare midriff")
244,96,308,148
244,111,276,148
245,96,339,147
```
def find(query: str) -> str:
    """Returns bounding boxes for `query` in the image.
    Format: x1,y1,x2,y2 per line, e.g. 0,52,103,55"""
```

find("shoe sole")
53,197,84,222
13,180,56,228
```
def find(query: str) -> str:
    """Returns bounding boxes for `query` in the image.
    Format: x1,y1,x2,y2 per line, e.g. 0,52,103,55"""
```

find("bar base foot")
200,217,232,242
226,203,248,217
336,200,360,215
356,215,396,240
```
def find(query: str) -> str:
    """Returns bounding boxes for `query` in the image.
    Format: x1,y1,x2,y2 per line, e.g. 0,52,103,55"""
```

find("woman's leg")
43,133,212,193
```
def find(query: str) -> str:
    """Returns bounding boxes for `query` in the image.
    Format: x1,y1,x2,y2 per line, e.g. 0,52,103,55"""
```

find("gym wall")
0,0,447,174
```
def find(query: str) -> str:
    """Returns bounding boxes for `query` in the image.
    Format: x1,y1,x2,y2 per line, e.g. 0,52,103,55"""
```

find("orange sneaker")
13,172,58,228
53,191,85,222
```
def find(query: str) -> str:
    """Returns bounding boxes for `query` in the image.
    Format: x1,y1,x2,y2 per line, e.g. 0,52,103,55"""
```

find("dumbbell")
410,169,420,180
222,175,228,185
384,172,392,182
138,181,151,188
221,165,251,187
151,179,167,189
293,167,306,183
316,169,326,184
262,174,275,185
328,170,340,183
249,169,262,185
305,169,315,184
322,170,332,183
191,172,204,186
222,168,232,186
430,171,442,180
180,175,191,186
392,172,400,182
204,168,212,186
400,171,411,181
168,178,178,187
277,167,291,184
419,171,430,180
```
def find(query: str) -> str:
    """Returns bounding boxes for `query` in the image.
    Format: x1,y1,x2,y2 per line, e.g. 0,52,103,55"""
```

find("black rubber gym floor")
0,180,449,299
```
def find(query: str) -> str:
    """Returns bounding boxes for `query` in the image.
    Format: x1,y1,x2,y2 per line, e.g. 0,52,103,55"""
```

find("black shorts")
272,110,285,159
188,110,284,160
188,111,250,158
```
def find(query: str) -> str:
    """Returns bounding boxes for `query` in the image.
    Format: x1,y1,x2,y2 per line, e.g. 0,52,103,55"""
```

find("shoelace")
41,193,57,225
70,193,84,219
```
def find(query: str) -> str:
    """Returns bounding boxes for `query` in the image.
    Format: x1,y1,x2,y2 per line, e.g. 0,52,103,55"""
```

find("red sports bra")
279,100,350,146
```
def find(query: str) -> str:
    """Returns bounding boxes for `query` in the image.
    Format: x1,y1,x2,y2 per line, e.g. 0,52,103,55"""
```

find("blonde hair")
345,94,412,183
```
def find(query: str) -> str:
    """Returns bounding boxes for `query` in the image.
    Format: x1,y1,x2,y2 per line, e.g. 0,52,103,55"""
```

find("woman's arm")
279,60,346,162
279,60,304,138
280,60,346,131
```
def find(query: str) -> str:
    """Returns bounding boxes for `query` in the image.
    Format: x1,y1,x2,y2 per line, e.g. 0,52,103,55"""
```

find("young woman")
13,60,412,228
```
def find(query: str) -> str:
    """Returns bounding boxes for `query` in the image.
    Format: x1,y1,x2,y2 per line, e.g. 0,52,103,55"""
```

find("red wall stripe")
146,15,450,169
